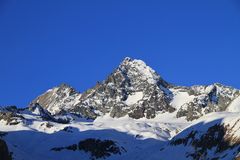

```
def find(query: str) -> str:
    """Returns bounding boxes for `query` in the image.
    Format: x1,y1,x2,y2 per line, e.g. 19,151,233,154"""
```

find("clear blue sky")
0,0,240,107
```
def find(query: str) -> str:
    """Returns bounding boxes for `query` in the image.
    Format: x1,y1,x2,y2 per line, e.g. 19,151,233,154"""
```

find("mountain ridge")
29,57,240,121
1,57,240,160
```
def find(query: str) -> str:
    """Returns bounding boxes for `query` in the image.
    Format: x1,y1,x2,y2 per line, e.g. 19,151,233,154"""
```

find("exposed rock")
0,106,18,113
28,57,240,121
29,103,72,124
0,139,11,160
235,155,240,160
61,126,75,133
169,117,240,160
29,103,54,120
175,84,240,121
78,138,125,159
51,138,125,159
73,57,175,119
30,83,81,115
0,111,25,125
2,57,240,160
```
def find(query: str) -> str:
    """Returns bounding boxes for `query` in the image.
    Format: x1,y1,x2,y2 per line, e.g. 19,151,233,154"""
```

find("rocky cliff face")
29,57,240,121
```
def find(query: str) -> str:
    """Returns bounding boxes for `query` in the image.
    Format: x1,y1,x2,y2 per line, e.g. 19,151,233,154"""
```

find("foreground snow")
1,109,240,160
0,110,189,160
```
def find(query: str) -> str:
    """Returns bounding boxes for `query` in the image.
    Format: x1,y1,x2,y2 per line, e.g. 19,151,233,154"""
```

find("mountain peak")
58,83,72,89
118,57,164,85
30,83,81,115
73,57,173,119
122,57,132,63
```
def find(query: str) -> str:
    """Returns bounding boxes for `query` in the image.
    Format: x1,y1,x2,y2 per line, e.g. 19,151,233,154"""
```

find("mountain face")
30,83,81,115
73,57,174,119
173,84,239,121
30,57,239,121
1,57,240,160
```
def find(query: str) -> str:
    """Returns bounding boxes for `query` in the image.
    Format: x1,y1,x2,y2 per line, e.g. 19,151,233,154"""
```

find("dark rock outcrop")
78,138,124,159
51,138,125,159
170,119,240,160
0,139,11,160
0,111,25,125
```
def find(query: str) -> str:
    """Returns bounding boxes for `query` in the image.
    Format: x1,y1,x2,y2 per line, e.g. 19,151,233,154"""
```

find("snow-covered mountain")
30,57,240,121
1,57,240,160
157,112,240,160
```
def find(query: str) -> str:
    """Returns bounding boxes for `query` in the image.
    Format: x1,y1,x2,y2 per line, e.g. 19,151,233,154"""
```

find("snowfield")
155,112,240,160
1,110,240,160
0,110,189,160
